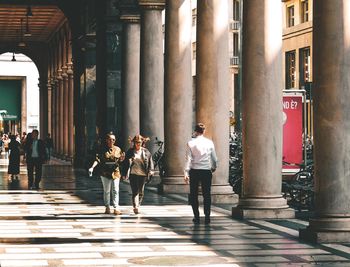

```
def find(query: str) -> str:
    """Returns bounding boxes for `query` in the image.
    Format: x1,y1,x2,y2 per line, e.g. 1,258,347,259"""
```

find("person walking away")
45,133,54,161
25,129,47,190
184,123,218,225
88,133,125,215
121,135,154,214
8,135,21,181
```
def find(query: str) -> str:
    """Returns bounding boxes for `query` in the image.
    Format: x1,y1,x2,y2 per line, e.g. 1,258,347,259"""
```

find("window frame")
287,5,295,27
286,50,296,89
300,0,309,23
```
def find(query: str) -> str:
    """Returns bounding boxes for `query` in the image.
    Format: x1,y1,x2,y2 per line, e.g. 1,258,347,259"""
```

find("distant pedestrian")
8,135,21,180
2,134,9,159
184,123,218,225
24,129,47,190
45,133,54,160
121,135,154,215
88,133,125,215
20,132,27,162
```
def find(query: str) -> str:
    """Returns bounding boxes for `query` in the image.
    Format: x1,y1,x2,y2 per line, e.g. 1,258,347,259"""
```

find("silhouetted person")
45,133,53,160
25,129,47,190
8,135,21,180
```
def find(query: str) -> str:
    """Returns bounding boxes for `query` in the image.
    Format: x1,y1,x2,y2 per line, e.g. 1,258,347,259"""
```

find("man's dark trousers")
27,157,43,189
189,169,212,219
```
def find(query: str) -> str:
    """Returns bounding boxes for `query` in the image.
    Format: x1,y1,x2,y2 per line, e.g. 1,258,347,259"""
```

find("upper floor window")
192,8,197,27
287,5,295,27
299,47,310,88
286,50,296,89
301,0,309,23
233,0,240,21
192,42,196,60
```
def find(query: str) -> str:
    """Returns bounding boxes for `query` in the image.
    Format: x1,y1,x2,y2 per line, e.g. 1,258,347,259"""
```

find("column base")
211,184,239,204
159,176,238,204
299,228,350,243
300,217,350,243
158,175,189,194
232,196,295,219
232,207,295,219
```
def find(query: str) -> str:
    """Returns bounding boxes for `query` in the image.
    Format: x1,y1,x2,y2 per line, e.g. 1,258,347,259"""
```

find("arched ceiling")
0,4,66,45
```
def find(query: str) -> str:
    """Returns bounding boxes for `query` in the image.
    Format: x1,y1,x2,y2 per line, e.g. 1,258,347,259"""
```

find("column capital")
138,0,165,10
120,14,140,23
57,69,63,80
67,62,74,76
61,66,68,79
116,0,141,22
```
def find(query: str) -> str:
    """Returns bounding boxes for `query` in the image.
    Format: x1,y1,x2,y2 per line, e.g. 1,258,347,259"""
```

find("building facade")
282,0,313,140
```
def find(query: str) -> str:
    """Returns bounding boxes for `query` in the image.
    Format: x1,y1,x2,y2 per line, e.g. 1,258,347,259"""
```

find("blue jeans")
100,176,120,208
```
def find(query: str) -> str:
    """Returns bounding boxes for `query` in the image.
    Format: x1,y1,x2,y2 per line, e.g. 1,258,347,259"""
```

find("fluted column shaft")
161,0,192,193
54,77,60,155
139,0,165,153
62,66,69,158
300,0,350,243
120,13,140,149
57,69,63,156
67,62,74,160
51,78,57,154
232,0,294,218
47,82,52,135
196,0,236,203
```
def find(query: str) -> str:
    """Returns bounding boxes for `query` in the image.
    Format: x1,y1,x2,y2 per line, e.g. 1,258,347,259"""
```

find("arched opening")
0,52,39,135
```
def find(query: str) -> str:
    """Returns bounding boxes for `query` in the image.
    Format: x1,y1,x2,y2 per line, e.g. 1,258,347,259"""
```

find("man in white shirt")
184,123,218,224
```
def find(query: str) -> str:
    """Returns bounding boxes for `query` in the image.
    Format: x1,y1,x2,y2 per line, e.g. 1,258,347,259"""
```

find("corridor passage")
0,157,350,266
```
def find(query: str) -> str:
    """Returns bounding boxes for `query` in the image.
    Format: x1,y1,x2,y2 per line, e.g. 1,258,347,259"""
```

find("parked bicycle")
282,160,314,211
151,137,165,181
229,131,243,195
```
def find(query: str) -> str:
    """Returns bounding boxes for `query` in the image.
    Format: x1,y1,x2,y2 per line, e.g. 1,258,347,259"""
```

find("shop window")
286,51,296,89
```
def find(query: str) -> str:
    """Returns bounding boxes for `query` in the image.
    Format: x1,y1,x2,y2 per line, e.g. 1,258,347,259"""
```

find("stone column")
67,62,74,160
119,4,140,149
39,78,48,138
21,77,27,133
57,69,63,157
232,0,294,219
51,77,57,155
160,0,192,193
300,0,350,243
39,81,44,136
62,66,69,158
139,0,165,154
196,0,236,203
47,81,52,136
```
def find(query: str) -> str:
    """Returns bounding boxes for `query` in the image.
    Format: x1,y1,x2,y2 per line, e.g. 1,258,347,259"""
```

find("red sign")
283,95,303,169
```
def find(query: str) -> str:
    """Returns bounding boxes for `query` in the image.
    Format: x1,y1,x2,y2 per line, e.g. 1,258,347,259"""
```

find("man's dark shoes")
192,217,200,224
205,217,210,225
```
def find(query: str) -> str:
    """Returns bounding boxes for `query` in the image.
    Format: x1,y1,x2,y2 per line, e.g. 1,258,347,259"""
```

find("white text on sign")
283,100,298,110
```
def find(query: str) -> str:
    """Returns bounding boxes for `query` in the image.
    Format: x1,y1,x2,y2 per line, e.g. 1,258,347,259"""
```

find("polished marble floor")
0,155,350,266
